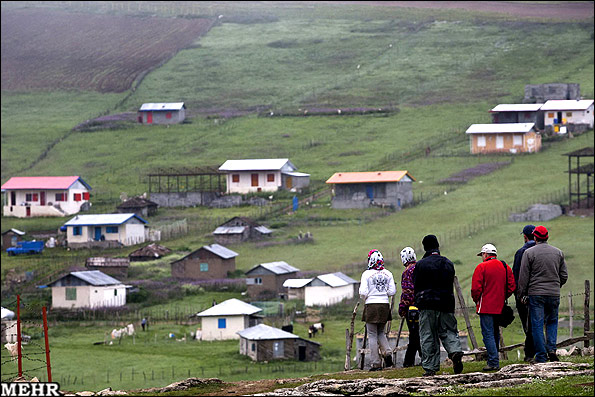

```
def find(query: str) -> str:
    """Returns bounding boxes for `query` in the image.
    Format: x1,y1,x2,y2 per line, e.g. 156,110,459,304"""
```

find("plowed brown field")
1,8,215,93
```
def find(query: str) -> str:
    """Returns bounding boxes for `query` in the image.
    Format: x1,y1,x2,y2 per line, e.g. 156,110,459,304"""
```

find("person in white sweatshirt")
359,249,397,370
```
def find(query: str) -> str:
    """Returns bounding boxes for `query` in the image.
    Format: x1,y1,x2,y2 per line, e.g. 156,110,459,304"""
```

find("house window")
218,318,226,329
166,112,172,119
232,174,240,183
55,193,65,202
267,173,275,182
513,134,523,146
25,194,33,202
32,193,38,201
273,341,284,358
566,112,572,117
251,343,256,352
548,112,554,118
477,136,486,147
200,263,209,272
74,193,82,201
114,289,118,296
255,277,262,285
66,287,77,301
83,192,90,200
106,226,118,233
73,226,82,236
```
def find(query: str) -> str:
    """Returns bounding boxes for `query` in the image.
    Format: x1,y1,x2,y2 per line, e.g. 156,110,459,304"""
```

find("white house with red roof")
1,176,92,218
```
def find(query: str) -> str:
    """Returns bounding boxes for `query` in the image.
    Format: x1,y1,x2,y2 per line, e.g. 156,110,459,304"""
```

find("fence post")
568,292,573,339
585,280,591,348
42,307,52,382
16,295,23,378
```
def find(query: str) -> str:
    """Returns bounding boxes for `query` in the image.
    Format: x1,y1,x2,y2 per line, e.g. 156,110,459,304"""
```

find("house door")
286,176,293,189
251,174,259,187
496,135,504,149
298,345,306,361
26,207,31,217
147,112,153,124
366,185,374,199
10,191,16,206
40,192,46,205
556,111,562,123
94,227,102,241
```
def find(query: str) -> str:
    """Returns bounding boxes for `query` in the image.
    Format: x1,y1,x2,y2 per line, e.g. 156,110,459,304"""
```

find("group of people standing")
358,225,567,375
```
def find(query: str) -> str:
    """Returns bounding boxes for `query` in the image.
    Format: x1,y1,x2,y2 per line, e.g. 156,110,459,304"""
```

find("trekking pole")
359,326,367,370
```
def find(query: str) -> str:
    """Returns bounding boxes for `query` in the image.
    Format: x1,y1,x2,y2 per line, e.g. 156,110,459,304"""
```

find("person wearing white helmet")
398,247,422,367
471,243,516,371
359,249,397,371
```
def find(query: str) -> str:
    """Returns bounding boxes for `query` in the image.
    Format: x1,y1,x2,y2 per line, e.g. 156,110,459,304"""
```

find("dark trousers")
403,318,421,367
516,301,535,360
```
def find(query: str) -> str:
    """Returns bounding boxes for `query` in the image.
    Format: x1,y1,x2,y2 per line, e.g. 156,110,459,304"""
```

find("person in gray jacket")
517,225,568,363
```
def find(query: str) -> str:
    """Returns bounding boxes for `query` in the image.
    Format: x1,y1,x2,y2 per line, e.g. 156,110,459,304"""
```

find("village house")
196,298,263,341
2,228,25,251
85,257,130,278
45,270,128,309
1,176,92,218
62,213,148,249
116,196,159,218
304,272,358,307
245,261,300,299
237,324,321,362
489,103,544,130
540,99,594,134
282,278,313,300
218,158,310,194
137,102,186,125
128,243,172,261
171,243,238,280
465,123,541,154
326,171,415,210
212,216,272,245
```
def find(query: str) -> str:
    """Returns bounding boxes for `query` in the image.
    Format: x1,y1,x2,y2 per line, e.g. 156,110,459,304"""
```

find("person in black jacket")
513,225,536,362
413,234,463,376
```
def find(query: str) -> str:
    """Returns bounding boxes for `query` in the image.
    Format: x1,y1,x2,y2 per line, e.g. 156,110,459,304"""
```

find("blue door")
94,227,102,241
366,185,374,199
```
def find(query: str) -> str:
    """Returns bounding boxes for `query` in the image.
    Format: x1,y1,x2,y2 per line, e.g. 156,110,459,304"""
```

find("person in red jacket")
471,243,516,371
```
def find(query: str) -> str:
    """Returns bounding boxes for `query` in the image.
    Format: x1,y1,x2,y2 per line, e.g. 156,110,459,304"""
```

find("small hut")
245,261,299,299
212,216,272,245
171,244,238,280
137,102,186,125
2,228,25,251
128,243,172,261
117,196,158,218
237,324,320,362
85,257,130,278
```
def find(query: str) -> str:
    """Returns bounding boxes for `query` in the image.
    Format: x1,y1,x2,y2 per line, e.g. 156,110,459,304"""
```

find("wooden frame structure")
564,147,594,209
147,167,225,194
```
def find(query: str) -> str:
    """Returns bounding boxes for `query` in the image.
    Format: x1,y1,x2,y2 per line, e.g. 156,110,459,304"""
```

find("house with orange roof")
1,176,92,218
325,171,415,209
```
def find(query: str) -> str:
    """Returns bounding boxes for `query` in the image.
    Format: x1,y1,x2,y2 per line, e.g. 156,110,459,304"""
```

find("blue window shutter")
218,318,226,329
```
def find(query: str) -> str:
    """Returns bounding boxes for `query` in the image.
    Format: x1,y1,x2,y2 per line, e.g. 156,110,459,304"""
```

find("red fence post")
42,307,52,382
16,294,22,377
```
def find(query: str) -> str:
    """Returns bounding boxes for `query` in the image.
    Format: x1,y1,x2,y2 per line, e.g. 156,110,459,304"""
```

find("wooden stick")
345,301,360,371
584,280,590,348
360,325,368,370
395,316,405,349
453,276,479,350
568,292,573,339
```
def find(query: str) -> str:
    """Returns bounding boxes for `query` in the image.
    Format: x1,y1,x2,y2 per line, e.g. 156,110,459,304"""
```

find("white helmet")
400,247,417,265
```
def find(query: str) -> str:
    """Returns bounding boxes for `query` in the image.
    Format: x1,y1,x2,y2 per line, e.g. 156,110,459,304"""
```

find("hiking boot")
482,365,499,372
369,366,382,372
548,352,560,362
451,351,464,374
384,354,394,368
422,370,437,377
525,357,536,364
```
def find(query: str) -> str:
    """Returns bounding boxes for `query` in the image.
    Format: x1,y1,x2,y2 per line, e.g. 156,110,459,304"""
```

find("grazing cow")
281,324,294,333
308,323,324,338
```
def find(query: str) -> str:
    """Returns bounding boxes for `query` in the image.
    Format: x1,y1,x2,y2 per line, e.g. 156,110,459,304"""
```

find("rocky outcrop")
255,362,594,396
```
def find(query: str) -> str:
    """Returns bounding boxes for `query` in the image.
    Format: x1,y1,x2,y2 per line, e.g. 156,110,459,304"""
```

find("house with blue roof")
45,270,128,309
62,213,147,249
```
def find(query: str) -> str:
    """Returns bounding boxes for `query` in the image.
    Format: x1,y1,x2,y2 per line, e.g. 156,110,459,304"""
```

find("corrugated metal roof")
64,213,147,226
254,225,272,234
2,228,25,236
258,261,299,274
1,176,91,191
49,270,123,286
283,278,314,288
218,159,296,172
237,324,299,340
213,226,247,235
490,104,543,112
314,272,358,287
203,244,238,259
540,99,594,111
326,171,415,184
197,298,262,317
282,171,310,177
465,123,535,134
138,102,186,111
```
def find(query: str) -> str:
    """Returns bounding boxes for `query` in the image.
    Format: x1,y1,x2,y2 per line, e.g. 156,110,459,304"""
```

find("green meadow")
1,1,593,394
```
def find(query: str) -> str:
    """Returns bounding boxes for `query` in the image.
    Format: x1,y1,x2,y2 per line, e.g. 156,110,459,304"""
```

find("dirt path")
318,1,594,20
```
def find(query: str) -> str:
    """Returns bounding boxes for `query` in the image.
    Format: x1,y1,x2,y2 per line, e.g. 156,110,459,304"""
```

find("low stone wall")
508,203,562,222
